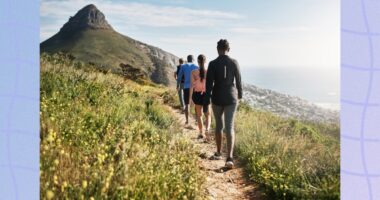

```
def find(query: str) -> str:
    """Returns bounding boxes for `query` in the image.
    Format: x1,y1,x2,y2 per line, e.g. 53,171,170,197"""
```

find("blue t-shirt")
177,62,199,89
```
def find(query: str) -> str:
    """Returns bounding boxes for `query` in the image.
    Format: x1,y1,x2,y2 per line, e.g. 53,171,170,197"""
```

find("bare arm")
204,62,214,105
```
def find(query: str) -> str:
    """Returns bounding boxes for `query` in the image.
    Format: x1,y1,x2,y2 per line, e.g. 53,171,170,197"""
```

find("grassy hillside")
40,54,203,199
235,104,340,199
41,29,153,74
41,28,177,86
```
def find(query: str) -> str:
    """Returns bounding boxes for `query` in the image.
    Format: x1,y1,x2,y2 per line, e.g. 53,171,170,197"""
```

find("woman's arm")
204,62,214,105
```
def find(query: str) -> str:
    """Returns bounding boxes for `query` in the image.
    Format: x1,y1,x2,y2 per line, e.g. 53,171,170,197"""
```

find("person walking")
177,55,199,125
204,39,242,169
189,54,211,141
174,58,185,111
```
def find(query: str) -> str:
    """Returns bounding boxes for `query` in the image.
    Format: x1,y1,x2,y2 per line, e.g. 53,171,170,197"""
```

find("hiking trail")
167,106,264,200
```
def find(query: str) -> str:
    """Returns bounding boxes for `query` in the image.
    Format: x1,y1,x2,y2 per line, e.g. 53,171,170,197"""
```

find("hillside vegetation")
40,53,339,200
40,54,203,199
235,103,340,199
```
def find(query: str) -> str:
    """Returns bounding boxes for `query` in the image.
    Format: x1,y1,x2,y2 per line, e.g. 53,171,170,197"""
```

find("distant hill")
243,83,339,124
40,4,178,86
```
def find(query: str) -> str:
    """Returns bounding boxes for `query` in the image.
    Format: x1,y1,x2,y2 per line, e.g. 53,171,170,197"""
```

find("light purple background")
0,0,379,199
341,0,380,199
0,0,39,199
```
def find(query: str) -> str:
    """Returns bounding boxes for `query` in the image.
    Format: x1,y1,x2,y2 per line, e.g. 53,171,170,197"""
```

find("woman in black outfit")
203,39,242,169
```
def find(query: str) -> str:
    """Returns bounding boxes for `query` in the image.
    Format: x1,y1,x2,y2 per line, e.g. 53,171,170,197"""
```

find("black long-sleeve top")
204,55,242,106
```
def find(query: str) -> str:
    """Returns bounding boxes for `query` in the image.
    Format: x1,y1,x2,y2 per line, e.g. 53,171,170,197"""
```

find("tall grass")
40,54,204,199
235,103,340,200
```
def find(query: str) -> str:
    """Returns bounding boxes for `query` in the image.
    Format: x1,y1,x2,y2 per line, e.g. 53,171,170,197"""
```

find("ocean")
241,67,340,110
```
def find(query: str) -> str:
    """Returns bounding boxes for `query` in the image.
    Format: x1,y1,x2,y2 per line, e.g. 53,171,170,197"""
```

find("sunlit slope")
40,54,203,199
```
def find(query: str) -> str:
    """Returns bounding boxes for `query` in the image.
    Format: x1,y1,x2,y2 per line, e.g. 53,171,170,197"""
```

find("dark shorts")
184,88,190,105
192,91,209,113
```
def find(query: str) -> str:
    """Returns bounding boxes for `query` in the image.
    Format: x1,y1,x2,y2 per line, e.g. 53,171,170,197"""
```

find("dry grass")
235,103,340,199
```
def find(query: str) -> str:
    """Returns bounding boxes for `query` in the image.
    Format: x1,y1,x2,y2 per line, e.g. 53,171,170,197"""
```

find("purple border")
0,0,39,199
341,0,380,199
0,0,379,199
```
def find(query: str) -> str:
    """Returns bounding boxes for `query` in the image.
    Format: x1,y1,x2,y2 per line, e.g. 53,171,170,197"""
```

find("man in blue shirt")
177,55,199,124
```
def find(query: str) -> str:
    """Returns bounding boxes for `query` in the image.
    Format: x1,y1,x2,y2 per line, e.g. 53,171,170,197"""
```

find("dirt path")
168,106,264,200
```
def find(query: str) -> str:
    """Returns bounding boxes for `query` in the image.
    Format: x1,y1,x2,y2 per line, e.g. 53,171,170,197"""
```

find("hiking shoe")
225,157,234,169
203,138,211,143
197,134,204,139
199,152,208,159
209,152,222,160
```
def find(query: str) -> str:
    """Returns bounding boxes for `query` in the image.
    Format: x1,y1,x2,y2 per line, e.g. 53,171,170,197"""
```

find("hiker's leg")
203,105,211,141
224,103,238,159
204,104,211,131
194,105,197,122
183,88,190,123
195,105,203,134
212,104,224,154
178,83,185,110
184,104,189,123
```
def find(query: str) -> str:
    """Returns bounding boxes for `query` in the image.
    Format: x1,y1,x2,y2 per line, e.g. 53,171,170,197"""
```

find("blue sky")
40,0,339,69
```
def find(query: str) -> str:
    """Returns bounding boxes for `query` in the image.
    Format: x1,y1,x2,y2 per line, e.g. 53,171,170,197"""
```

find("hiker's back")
192,70,206,93
182,63,198,88
212,56,237,86
208,55,242,106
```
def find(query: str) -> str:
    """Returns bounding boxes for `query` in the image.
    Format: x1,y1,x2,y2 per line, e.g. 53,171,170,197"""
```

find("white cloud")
230,26,315,34
159,36,215,45
104,3,241,27
40,0,242,40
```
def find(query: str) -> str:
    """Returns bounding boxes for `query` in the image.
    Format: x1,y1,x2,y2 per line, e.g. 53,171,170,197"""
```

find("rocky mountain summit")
243,83,339,124
60,4,113,33
41,4,178,86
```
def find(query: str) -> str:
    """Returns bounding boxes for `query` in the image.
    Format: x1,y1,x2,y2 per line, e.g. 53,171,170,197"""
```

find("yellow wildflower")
46,190,54,200
82,180,88,189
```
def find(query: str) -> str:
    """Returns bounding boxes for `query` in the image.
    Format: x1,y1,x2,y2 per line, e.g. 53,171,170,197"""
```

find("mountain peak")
84,4,97,9
60,4,113,33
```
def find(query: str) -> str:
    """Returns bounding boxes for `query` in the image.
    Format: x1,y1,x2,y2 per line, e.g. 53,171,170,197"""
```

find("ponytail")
197,54,206,81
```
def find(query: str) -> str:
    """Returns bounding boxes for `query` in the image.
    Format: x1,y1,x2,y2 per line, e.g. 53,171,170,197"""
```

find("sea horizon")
241,66,340,110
